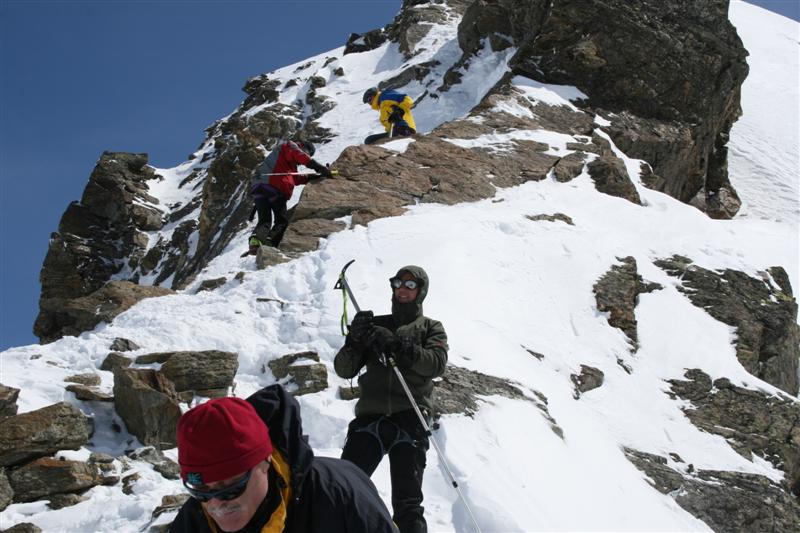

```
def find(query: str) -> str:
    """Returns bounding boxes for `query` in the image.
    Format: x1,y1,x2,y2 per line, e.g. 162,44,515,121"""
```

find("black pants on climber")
341,411,429,533
364,123,416,145
253,194,289,247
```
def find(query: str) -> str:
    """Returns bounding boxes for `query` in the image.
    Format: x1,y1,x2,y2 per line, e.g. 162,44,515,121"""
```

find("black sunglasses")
184,469,252,503
390,278,418,290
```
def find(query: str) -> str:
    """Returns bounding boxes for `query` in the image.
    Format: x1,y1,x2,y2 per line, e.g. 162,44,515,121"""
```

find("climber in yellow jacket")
362,87,417,145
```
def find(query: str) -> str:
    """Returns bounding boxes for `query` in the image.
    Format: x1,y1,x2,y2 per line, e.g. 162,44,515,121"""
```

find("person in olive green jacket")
334,265,448,533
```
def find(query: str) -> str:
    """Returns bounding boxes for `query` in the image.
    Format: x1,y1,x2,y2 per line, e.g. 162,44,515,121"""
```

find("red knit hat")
177,397,273,485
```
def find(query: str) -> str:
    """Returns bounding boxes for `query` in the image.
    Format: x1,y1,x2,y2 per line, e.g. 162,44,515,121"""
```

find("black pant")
364,124,416,145
341,412,429,533
253,194,289,247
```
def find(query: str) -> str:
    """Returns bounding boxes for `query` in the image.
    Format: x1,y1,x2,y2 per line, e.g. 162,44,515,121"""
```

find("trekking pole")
261,170,339,177
334,261,483,533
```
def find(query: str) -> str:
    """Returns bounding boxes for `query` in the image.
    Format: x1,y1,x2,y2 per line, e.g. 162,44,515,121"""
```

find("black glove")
364,325,396,354
388,106,405,124
393,335,421,369
347,311,373,346
307,160,333,179
392,124,415,137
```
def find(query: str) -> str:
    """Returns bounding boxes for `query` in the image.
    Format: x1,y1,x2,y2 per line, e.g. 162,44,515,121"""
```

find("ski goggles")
183,469,252,503
390,277,419,290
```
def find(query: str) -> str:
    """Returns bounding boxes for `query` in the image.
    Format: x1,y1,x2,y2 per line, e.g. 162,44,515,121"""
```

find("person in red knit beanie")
170,384,397,533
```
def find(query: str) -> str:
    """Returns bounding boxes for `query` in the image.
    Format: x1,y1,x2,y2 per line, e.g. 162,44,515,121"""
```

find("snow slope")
1,2,797,532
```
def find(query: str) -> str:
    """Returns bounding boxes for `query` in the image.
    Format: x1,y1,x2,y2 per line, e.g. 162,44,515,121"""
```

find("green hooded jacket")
334,265,448,417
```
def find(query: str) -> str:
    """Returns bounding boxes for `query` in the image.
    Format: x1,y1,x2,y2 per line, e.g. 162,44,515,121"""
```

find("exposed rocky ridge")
36,281,174,344
668,369,800,498
435,365,564,438
34,153,163,342
656,255,799,396
0,403,93,467
457,0,748,217
593,256,662,352
625,448,800,532
35,0,751,351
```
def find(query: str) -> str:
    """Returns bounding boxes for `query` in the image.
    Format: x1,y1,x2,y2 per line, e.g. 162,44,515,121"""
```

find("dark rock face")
435,365,563,438
280,219,348,254
66,384,113,403
35,280,174,344
458,0,748,216
570,365,605,399
669,369,800,498
593,257,662,351
64,373,101,387
0,385,20,418
344,29,388,55
552,152,586,183
100,352,133,372
34,153,161,342
267,351,328,396
157,350,239,398
586,157,642,205
110,338,140,352
0,469,12,511
127,447,180,480
656,255,799,396
36,79,311,341
47,492,88,510
112,368,182,449
196,277,227,292
8,458,102,503
526,213,574,226
625,448,800,532
0,403,93,467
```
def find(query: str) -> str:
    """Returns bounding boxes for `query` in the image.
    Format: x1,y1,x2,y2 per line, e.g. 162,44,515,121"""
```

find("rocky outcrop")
669,369,800,498
127,447,180,480
35,280,174,343
195,277,227,292
0,385,20,418
7,458,105,503
100,352,133,372
570,365,605,399
0,403,93,467
593,257,662,351
457,0,748,217
0,469,13,511
34,152,163,342
64,373,101,387
66,384,113,403
158,350,239,399
625,448,800,532
112,368,181,449
110,338,140,352
344,29,388,55
586,157,642,205
435,365,563,438
656,255,799,396
267,351,328,396
526,213,574,225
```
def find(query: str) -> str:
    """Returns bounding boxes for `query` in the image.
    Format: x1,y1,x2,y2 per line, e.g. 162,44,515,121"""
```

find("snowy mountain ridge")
2,1,799,531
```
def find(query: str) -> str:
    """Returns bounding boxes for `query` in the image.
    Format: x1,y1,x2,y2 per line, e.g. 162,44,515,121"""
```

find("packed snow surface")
1,2,797,532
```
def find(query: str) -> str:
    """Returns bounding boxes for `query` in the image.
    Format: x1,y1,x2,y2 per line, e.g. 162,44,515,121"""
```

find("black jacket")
170,385,396,533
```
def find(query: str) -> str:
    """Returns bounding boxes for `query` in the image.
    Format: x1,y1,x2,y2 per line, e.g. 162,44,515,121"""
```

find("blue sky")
0,1,797,351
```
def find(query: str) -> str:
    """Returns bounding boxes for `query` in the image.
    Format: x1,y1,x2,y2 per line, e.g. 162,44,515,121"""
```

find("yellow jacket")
369,89,416,133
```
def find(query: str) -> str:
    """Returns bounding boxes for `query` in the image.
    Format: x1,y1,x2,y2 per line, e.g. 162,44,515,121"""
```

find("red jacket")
254,141,312,200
